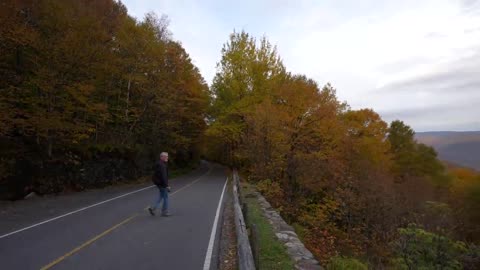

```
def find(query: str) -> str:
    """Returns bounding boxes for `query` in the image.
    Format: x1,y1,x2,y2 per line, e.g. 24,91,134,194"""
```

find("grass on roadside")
241,181,295,270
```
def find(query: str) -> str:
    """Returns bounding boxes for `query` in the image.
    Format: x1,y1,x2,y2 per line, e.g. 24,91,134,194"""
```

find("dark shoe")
161,211,171,217
148,207,155,216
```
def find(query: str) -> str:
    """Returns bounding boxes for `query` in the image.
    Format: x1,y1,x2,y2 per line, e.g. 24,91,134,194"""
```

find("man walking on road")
148,152,171,216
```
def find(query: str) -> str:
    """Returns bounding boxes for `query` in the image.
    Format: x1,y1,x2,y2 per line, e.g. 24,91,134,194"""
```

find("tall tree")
207,30,285,165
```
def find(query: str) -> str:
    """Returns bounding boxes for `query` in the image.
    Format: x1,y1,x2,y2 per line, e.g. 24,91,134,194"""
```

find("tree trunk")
121,95,154,144
95,121,98,144
126,77,131,121
47,134,53,158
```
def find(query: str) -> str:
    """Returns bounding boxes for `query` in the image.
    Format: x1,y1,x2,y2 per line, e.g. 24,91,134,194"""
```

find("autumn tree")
207,30,285,166
0,0,208,198
208,31,479,267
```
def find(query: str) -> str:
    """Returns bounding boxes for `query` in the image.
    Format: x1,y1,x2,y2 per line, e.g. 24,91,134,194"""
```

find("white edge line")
0,167,212,240
203,177,228,270
0,185,154,240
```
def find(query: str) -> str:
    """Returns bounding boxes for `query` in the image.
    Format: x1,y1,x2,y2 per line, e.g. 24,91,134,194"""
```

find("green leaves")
207,31,286,166
388,120,448,182
393,224,468,270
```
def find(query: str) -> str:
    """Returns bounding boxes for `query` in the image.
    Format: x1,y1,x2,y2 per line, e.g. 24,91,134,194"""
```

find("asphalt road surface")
0,162,228,270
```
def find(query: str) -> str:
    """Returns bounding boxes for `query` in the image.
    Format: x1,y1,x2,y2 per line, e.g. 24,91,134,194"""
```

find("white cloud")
121,0,480,131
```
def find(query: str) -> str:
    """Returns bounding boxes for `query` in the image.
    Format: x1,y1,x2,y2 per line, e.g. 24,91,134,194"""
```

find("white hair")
160,152,169,157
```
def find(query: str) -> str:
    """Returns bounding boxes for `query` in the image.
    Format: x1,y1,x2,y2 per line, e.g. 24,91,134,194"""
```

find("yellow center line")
40,167,212,270
40,214,138,270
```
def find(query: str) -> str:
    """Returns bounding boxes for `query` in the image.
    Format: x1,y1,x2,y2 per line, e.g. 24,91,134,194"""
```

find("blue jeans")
152,187,169,212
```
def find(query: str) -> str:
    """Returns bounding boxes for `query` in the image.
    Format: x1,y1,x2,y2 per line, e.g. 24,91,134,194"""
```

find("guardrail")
232,170,256,270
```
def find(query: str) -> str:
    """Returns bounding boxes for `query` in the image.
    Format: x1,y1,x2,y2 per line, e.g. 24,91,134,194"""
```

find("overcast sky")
122,0,480,132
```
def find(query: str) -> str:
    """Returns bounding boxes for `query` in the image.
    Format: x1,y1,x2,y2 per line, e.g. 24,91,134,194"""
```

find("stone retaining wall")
252,191,323,270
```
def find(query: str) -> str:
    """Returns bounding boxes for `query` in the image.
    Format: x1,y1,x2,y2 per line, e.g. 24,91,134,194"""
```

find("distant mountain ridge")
415,131,480,171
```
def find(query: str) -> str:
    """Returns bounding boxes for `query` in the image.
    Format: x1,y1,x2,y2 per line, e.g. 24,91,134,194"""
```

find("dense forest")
0,0,209,199
206,32,480,268
1,0,479,268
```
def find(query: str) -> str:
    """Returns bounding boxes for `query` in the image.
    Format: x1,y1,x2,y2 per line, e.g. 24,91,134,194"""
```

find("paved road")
0,162,228,270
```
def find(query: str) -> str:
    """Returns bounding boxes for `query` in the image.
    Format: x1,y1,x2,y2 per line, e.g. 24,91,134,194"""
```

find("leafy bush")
392,224,467,270
327,256,368,270
256,179,284,207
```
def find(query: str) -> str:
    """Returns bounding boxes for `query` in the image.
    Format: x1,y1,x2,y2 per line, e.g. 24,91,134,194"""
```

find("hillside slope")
416,131,480,170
